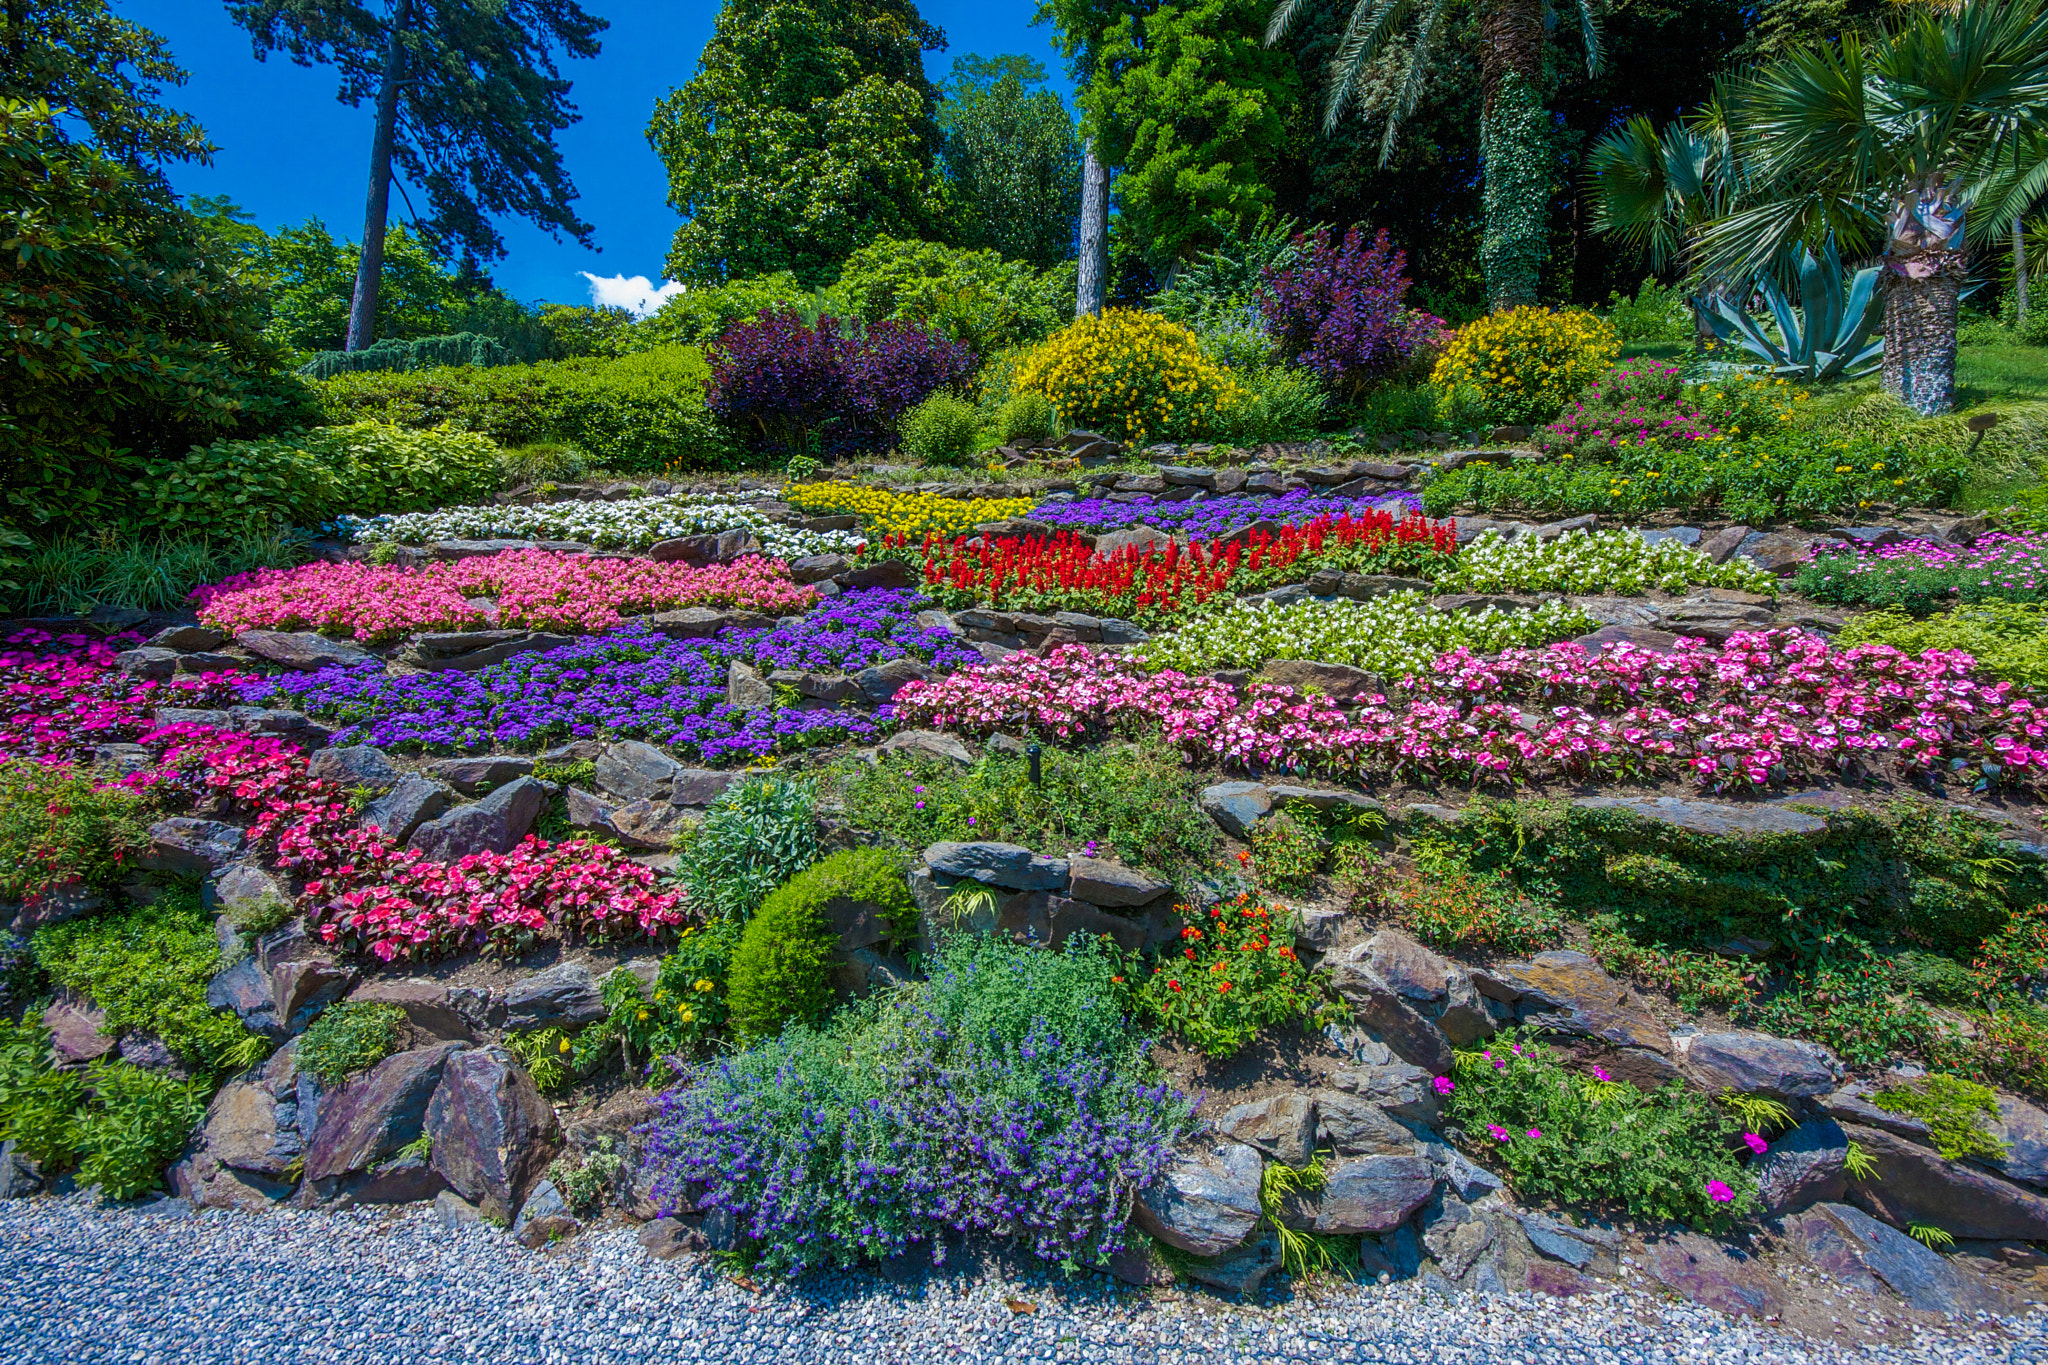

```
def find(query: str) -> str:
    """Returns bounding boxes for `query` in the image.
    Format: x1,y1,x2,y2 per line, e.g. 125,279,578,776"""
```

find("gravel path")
3,1198,2041,1365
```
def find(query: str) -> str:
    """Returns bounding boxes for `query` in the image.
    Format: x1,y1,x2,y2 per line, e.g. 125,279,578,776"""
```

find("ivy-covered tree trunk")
344,0,410,353
1076,139,1108,317
1479,72,1547,311
1475,0,1548,311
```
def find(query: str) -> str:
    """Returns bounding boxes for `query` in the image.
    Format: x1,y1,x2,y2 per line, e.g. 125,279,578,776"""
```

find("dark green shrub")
898,392,983,466
1446,1028,1756,1231
0,760,153,903
841,743,1215,883
297,332,513,379
32,888,259,1074
295,1002,407,1086
673,777,819,920
727,849,913,1041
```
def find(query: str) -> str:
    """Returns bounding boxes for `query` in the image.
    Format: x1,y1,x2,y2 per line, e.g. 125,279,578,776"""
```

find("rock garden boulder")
1571,794,1827,840
1277,1154,1436,1234
406,777,546,862
1751,1118,1850,1215
44,994,116,1063
1214,1094,1317,1167
236,630,376,670
359,774,452,844
137,818,245,877
1783,1202,2016,1315
501,962,606,1031
1198,781,1272,840
271,958,357,1035
1313,1092,1421,1157
1065,857,1169,909
427,1046,561,1223
1681,1030,1841,1100
1842,1123,2048,1241
1987,1092,2048,1190
347,979,476,1042
1326,948,1455,1074
1473,950,1671,1056
1131,1140,1264,1257
307,746,401,791
594,742,681,803
300,1042,463,1203
924,841,1069,892
425,756,534,795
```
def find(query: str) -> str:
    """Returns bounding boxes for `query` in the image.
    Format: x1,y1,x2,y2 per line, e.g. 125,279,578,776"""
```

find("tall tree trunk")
1882,273,1959,416
2018,218,2030,330
1475,0,1548,311
345,0,412,352
1076,139,1109,318
1880,185,1966,416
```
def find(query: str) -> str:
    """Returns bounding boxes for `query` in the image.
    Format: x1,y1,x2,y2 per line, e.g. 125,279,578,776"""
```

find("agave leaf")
1705,294,1791,366
1837,265,1884,356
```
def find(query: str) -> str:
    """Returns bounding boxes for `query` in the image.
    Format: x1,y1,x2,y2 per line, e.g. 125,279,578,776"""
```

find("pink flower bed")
893,632,2046,790
2,631,688,961
191,550,818,642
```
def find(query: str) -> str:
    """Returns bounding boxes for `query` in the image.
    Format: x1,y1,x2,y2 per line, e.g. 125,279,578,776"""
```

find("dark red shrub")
707,311,974,457
1256,227,1444,399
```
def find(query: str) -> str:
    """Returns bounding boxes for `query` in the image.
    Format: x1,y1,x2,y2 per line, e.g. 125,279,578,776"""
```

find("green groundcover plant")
0,1018,203,1201
1139,593,1595,677
295,1002,407,1087
1833,602,2048,686
1445,1029,1757,1231
840,742,1215,882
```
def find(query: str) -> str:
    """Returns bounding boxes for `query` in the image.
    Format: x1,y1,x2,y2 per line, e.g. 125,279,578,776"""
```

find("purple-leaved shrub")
1255,226,1445,400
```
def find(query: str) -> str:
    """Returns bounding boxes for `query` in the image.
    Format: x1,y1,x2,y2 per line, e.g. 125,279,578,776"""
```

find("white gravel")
3,1197,2041,1365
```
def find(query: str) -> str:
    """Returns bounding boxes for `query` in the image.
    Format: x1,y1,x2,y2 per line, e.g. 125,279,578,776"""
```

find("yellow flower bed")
1012,308,1247,446
1431,306,1621,426
782,483,1035,539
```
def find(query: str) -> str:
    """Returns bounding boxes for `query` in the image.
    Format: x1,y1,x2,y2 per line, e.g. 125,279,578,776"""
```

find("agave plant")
1702,237,1883,381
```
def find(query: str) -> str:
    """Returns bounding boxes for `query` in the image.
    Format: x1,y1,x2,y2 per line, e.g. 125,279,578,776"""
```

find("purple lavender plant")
1026,488,1423,540
249,591,979,761
638,935,1193,1277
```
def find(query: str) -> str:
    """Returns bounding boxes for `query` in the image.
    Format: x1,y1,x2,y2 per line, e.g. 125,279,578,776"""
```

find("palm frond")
1325,0,1419,134
1266,0,1310,46
1577,0,1607,77
1379,0,1450,165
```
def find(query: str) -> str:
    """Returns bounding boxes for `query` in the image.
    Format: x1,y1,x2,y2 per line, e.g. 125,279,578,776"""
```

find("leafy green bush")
31,888,259,1074
297,332,513,379
0,1020,201,1200
1135,893,1320,1057
1446,1029,1756,1231
727,848,913,1041
621,272,825,352
1603,279,1693,344
75,1059,204,1199
1834,602,2048,686
836,235,1073,357
314,346,742,474
992,389,1057,446
295,1002,407,1086
898,393,983,467
583,919,744,1077
1217,364,1331,445
1397,868,1565,956
673,776,819,920
0,760,153,903
1340,381,1472,440
137,422,504,535
5,530,311,617
841,743,1215,883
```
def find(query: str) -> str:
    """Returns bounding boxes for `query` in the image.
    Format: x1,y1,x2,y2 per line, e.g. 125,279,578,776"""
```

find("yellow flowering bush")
1431,306,1621,426
1012,309,1248,446
783,482,1034,538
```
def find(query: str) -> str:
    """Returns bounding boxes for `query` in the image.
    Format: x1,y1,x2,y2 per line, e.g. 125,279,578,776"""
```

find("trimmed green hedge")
314,345,742,473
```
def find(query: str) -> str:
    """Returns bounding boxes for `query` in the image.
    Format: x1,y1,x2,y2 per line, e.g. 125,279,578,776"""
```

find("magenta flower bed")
1,632,687,962
190,550,818,642
893,632,2046,790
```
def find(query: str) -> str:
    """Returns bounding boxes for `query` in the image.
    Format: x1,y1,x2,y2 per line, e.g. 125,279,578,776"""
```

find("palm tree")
1693,0,2048,414
1586,93,1751,338
1266,0,1606,311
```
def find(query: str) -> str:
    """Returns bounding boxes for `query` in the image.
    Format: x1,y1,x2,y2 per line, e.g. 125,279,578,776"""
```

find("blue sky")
112,1,1073,307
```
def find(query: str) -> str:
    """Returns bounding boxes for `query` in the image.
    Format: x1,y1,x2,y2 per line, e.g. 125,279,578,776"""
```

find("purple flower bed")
248,591,981,762
638,936,1190,1276
1025,487,1424,540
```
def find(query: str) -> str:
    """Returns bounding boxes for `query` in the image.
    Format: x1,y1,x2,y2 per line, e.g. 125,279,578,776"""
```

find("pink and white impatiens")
892,630,2046,791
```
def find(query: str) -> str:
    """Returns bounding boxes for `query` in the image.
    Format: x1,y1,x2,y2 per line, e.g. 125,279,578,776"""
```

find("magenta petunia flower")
1706,1180,1736,1203
1432,1076,1455,1096
1742,1133,1768,1155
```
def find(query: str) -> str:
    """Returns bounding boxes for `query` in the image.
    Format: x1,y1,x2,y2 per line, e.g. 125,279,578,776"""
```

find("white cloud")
578,272,686,318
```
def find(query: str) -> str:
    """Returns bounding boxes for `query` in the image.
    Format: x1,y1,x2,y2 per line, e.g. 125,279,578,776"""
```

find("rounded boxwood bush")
726,848,914,1041
898,392,982,467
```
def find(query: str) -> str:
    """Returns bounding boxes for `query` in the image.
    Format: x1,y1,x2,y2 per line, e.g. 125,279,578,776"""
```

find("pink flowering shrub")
191,551,818,642
1,632,687,962
893,631,2045,791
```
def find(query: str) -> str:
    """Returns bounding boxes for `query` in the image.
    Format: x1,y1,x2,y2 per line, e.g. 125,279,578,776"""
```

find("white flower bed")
1434,529,1776,597
340,493,863,558
1139,592,1597,677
